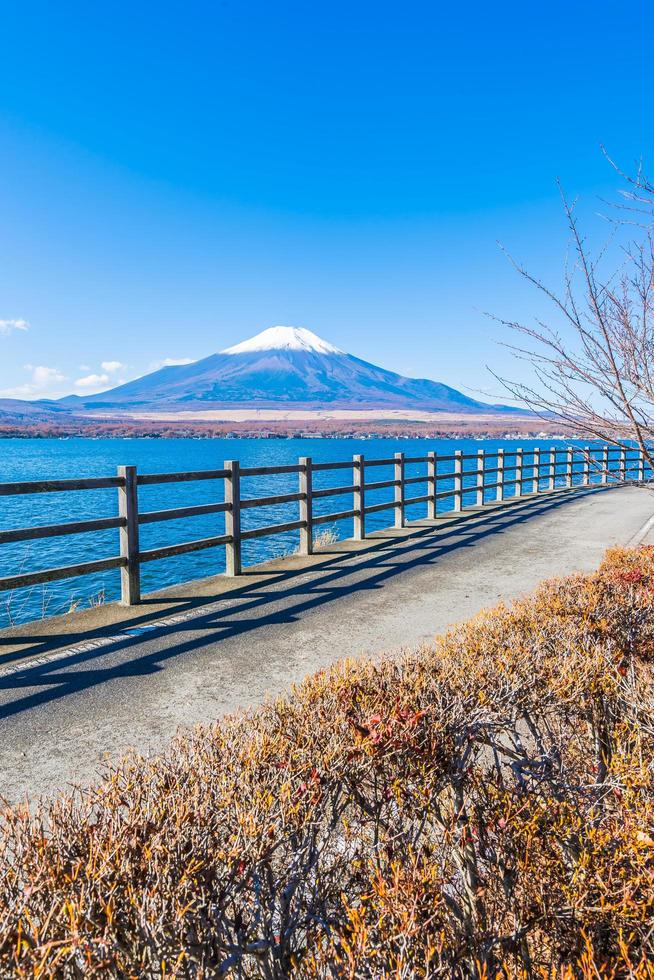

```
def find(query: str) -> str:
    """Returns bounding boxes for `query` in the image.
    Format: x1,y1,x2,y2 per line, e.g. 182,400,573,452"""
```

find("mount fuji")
63,326,519,414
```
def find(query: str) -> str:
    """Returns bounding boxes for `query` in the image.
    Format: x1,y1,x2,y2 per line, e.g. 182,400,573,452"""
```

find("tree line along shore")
0,417,567,440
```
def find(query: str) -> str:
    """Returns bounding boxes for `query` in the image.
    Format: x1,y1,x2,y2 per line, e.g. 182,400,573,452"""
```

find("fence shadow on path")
0,486,614,722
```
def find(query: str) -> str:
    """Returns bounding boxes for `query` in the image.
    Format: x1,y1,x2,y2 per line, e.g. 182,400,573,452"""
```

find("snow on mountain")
222,326,342,355
61,325,520,414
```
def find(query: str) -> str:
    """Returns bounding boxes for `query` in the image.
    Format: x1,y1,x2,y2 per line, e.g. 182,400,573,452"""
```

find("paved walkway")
0,485,652,802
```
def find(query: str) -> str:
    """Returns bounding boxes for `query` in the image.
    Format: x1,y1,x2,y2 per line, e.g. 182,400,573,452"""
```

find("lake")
0,436,566,627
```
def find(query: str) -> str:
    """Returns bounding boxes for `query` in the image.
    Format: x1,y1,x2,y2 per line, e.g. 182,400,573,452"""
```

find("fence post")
117,464,140,605
620,446,626,483
583,446,590,487
533,446,540,494
638,449,645,484
224,459,242,576
453,449,463,511
353,454,365,539
427,451,436,519
394,452,405,528
566,447,573,488
515,448,523,498
496,449,504,502
549,447,556,491
299,456,313,555
602,445,608,484
476,449,485,506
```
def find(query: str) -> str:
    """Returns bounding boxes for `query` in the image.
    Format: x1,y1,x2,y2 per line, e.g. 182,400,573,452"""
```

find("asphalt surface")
0,485,651,803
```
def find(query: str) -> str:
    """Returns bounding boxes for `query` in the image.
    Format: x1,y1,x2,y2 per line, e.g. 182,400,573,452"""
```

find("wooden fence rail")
0,445,650,606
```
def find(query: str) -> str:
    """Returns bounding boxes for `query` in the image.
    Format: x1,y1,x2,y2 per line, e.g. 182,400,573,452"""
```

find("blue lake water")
0,436,583,627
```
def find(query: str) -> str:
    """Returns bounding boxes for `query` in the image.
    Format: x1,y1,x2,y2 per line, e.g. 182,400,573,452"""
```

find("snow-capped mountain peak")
61,323,523,416
222,326,342,356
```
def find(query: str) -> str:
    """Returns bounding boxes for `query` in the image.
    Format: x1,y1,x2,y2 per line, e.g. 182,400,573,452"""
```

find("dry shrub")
1,547,654,978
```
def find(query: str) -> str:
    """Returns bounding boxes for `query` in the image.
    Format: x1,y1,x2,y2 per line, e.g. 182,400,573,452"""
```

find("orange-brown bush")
1,547,654,978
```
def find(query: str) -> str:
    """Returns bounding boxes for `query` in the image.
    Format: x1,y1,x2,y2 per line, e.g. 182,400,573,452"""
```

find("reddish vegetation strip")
1,548,653,976
0,413,563,439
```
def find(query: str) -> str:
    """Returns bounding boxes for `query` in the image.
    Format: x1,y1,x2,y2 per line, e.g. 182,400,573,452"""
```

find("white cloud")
30,365,65,387
0,364,66,399
101,360,125,373
0,318,29,336
150,356,195,370
75,373,110,390
0,385,36,399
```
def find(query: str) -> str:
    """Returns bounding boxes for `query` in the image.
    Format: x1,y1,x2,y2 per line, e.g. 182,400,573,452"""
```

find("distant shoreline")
0,432,569,440
0,413,571,441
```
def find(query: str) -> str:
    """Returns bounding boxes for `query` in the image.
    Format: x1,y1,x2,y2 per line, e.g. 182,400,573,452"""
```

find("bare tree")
495,156,654,470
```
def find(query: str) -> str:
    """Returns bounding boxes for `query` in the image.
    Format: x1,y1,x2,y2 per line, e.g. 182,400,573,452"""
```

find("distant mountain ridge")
62,326,522,415
0,398,72,422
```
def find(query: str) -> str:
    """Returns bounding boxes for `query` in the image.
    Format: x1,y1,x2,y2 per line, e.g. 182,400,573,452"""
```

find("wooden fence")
0,445,649,606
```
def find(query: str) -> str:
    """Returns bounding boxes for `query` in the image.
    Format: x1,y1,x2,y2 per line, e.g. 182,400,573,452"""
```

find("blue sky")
0,0,652,401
